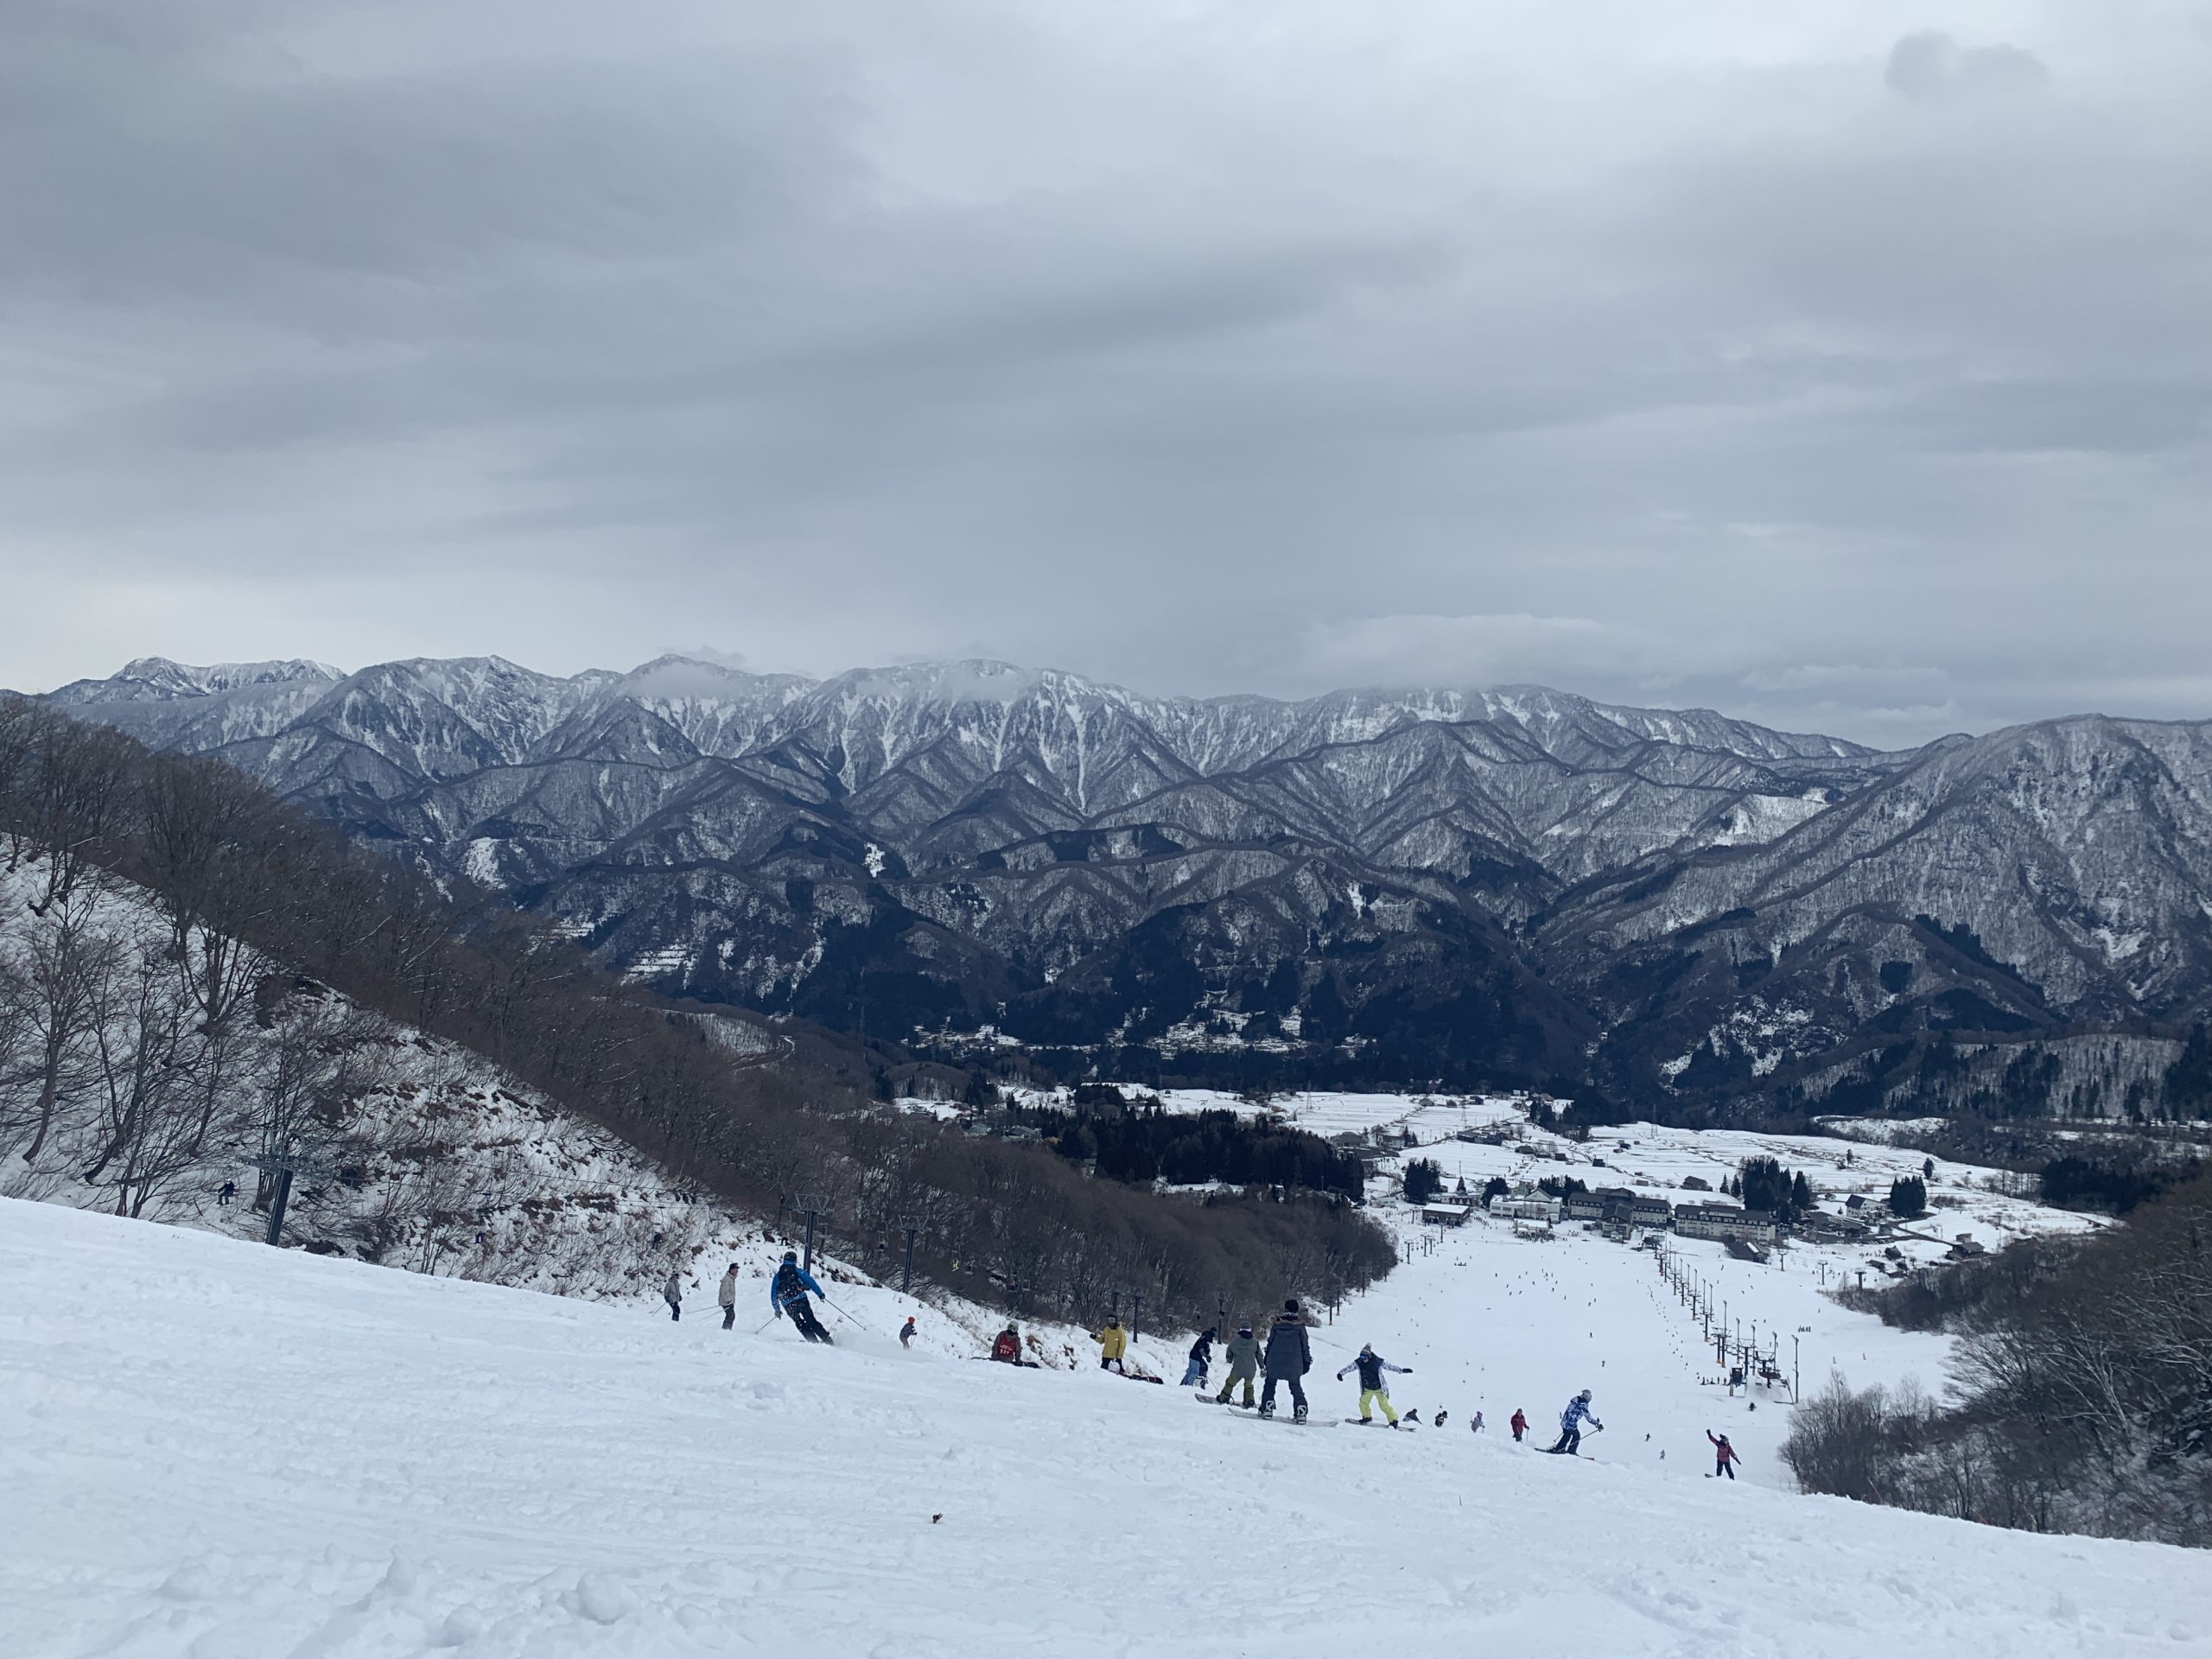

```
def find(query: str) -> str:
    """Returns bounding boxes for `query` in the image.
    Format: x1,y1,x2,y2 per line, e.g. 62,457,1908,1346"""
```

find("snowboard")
1344,1418,1414,1428
1237,1410,1335,1428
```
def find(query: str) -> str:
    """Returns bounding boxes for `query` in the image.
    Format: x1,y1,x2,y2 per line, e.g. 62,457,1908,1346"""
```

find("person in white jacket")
663,1269,683,1322
1337,1344,1411,1426
717,1263,740,1329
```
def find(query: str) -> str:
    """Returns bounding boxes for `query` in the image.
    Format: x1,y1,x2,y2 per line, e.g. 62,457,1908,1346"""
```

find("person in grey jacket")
663,1269,683,1322
1214,1325,1262,1407
717,1263,740,1329
1259,1300,1313,1421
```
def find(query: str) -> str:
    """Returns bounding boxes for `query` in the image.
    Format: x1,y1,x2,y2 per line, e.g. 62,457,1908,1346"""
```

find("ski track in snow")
5,1198,2206,1658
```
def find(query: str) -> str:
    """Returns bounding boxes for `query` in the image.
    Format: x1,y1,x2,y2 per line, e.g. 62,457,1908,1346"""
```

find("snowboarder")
663,1269,683,1322
899,1316,917,1349
1181,1326,1216,1389
1510,1408,1528,1443
990,1324,1023,1363
1259,1300,1312,1421
1215,1325,1261,1407
1707,1430,1740,1480
1336,1344,1409,1426
770,1251,833,1344
717,1262,739,1329
1547,1389,1602,1454
1435,1410,1449,1430
1093,1316,1129,1374
1471,1410,1485,1433
216,1180,235,1208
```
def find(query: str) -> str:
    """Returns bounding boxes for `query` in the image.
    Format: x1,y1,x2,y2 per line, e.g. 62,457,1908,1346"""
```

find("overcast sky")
3,2,2207,745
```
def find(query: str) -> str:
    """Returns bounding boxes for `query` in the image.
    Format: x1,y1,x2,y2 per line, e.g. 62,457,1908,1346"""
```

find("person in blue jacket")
1547,1389,1602,1453
770,1251,834,1344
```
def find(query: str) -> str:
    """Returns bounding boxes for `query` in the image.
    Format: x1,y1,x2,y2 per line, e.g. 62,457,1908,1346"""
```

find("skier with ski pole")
717,1262,740,1330
769,1250,834,1344
1546,1389,1602,1455
663,1268,683,1322
1336,1344,1410,1427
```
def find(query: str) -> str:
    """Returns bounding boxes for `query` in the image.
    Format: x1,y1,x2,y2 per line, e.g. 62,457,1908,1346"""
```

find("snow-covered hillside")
5,1197,2206,1657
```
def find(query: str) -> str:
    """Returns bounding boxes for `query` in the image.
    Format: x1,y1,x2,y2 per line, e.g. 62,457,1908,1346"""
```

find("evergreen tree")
1403,1157,1445,1205
1889,1175,1928,1219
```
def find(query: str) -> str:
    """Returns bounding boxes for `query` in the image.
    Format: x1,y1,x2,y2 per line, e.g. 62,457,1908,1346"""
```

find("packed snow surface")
8,1198,2207,1657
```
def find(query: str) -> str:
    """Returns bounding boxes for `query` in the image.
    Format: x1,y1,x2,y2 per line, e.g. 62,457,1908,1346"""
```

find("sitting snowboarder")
990,1324,1024,1363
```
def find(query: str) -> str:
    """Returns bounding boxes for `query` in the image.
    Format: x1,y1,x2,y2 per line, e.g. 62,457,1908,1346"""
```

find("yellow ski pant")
1359,1389,1399,1424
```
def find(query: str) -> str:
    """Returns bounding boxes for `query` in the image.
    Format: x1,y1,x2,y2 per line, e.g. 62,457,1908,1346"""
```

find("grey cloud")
0,3,2206,747
1885,32,2051,100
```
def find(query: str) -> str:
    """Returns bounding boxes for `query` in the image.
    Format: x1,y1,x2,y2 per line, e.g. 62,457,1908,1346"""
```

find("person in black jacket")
1181,1326,1216,1389
1259,1300,1313,1421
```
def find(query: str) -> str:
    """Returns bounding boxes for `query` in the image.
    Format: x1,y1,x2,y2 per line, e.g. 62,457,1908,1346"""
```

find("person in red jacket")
1707,1430,1740,1479
1510,1408,1529,1443
990,1324,1023,1363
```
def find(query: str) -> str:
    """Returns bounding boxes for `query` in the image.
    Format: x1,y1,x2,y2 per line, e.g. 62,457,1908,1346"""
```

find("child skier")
1707,1430,1740,1479
769,1251,833,1344
1336,1344,1411,1426
899,1315,917,1348
1215,1325,1262,1407
1547,1389,1602,1454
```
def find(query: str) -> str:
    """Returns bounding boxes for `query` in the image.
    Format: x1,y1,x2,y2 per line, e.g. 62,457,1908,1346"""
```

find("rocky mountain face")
38,655,2212,1121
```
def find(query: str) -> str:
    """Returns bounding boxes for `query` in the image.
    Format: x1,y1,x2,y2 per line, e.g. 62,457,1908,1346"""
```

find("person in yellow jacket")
1093,1315,1129,1374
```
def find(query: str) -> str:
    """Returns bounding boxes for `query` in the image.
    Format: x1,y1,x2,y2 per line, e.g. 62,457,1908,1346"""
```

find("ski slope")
6,1199,2208,1658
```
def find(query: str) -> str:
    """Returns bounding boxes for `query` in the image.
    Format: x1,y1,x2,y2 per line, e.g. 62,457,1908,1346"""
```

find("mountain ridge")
33,653,2210,1121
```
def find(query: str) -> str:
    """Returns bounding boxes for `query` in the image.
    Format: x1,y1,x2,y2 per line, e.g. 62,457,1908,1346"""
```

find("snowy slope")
5,1198,2207,1658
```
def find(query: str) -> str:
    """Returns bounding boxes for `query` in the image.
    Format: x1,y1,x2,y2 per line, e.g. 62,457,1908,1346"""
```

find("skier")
1093,1315,1129,1374
899,1316,917,1349
990,1324,1023,1363
1547,1389,1603,1455
1259,1300,1312,1421
769,1251,833,1344
216,1180,236,1209
1510,1408,1528,1442
717,1262,739,1330
1336,1344,1410,1426
1214,1324,1262,1408
1707,1430,1740,1480
1182,1326,1216,1389
663,1269,683,1322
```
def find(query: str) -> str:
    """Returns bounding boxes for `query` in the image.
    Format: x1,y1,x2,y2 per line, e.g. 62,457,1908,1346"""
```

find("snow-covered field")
10,1197,2209,1658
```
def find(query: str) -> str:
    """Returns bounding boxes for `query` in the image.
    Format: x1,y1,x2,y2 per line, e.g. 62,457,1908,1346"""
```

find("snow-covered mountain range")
39,654,2212,1116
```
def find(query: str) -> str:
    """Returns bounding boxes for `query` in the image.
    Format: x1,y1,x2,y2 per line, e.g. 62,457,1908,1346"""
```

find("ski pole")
817,1294,876,1335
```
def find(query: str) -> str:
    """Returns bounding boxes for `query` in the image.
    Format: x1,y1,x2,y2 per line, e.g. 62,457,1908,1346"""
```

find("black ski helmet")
782,1250,798,1263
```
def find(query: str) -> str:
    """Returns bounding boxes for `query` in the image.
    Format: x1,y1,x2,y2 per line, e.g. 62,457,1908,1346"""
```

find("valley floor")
5,1198,2206,1658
